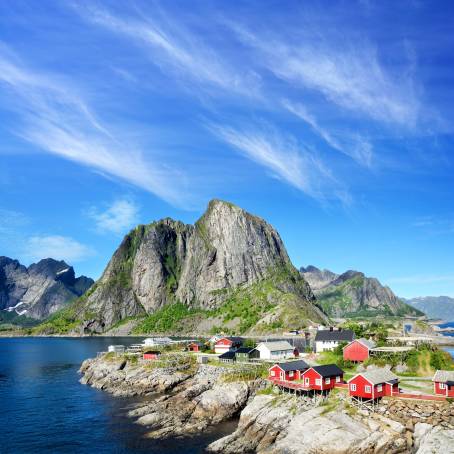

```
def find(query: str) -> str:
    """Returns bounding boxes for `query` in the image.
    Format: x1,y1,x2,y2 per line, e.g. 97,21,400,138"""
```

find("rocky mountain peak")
0,257,93,320
69,199,326,334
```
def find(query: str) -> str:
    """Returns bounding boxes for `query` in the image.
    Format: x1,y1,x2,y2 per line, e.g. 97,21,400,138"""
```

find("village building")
256,341,296,360
108,345,125,354
187,341,204,352
235,347,260,362
143,350,161,360
143,337,173,347
314,329,354,353
268,360,309,381
343,338,376,362
214,337,243,354
218,350,236,363
300,364,344,391
348,368,399,400
432,370,454,397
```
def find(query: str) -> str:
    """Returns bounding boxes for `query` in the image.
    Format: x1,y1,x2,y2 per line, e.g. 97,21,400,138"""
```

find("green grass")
132,302,202,333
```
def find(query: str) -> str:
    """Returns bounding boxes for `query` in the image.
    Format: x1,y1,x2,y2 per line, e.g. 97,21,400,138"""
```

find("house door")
280,371,284,380
305,377,309,386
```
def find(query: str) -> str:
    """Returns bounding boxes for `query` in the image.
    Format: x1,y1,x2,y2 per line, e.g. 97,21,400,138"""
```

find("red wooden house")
343,338,376,362
301,364,344,391
348,368,399,400
187,342,204,352
214,337,243,354
143,350,161,360
268,360,309,381
432,370,454,397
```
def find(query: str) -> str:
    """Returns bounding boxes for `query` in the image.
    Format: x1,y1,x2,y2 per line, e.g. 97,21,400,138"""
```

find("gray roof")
258,341,294,352
433,370,454,383
359,368,398,385
357,338,376,349
315,329,354,342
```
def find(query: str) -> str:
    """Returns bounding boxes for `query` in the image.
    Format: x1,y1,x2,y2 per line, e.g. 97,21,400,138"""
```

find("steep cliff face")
301,265,421,318
0,257,93,320
68,200,326,334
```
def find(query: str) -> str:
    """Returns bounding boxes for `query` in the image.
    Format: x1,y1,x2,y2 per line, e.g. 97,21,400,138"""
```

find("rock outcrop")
80,354,264,438
0,256,93,320
301,265,421,318
67,200,326,334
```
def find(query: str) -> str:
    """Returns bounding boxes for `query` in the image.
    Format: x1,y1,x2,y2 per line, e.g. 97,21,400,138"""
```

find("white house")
256,341,295,360
143,337,173,347
108,345,125,353
314,329,354,353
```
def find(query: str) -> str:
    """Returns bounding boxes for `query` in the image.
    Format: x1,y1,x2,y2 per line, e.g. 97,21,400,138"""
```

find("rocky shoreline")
79,354,454,453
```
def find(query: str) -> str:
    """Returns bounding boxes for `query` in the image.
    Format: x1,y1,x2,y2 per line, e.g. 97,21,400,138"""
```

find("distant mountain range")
403,296,454,321
0,256,93,322
300,265,422,318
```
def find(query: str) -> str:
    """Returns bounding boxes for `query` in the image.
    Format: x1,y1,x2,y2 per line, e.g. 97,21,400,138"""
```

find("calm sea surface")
0,337,236,454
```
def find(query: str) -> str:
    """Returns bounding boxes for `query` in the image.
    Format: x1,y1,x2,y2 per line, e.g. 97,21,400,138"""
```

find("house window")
305,378,310,386
325,377,331,384
336,376,341,383
440,383,446,390
365,385,372,393
270,370,275,376
289,371,294,377
350,384,356,391
316,379,322,386
377,384,383,392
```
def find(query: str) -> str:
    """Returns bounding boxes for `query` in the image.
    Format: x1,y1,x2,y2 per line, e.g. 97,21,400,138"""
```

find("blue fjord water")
0,337,236,454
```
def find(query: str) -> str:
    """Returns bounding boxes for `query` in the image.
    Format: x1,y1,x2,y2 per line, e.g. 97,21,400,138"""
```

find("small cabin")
343,338,376,362
301,364,344,390
235,347,260,362
268,360,309,381
218,351,236,363
432,370,454,397
214,337,243,354
143,350,161,360
348,368,399,399
187,342,204,352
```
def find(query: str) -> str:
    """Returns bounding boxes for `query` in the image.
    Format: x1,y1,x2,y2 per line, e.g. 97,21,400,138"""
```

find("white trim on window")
350,383,357,391
440,383,446,390
336,376,341,383
365,385,372,393
270,370,275,376
325,377,331,384
377,384,382,392
315,378,322,386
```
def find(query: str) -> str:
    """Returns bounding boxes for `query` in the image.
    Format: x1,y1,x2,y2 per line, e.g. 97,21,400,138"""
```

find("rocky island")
80,352,454,453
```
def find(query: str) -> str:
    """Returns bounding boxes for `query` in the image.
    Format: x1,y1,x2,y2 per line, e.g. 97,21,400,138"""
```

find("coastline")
78,352,454,453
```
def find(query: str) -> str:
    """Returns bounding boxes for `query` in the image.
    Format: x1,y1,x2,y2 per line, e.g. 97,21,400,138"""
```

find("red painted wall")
268,365,303,381
188,344,200,352
348,374,392,398
301,368,341,390
434,381,454,397
343,341,369,362
143,353,159,360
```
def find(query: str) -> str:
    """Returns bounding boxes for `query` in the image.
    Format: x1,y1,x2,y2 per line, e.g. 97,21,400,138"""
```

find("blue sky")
0,0,453,298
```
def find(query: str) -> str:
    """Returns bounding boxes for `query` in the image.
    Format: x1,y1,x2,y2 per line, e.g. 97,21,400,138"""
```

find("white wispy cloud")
0,208,29,236
282,99,373,167
24,235,94,263
87,198,139,234
0,45,189,207
210,123,350,204
74,3,259,98
231,24,420,128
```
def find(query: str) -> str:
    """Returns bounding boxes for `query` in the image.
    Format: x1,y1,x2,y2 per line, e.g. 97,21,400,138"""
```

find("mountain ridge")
404,296,454,321
0,257,94,321
300,265,422,318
